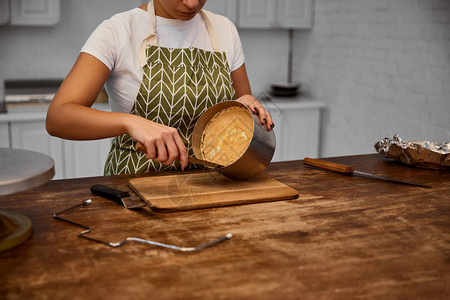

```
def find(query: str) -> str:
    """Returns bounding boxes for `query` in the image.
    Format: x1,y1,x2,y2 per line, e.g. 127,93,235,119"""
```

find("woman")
46,0,274,175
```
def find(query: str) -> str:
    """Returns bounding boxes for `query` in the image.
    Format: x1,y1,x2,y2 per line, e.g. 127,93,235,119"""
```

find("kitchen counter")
0,102,110,122
0,98,324,121
0,99,325,170
1,154,449,299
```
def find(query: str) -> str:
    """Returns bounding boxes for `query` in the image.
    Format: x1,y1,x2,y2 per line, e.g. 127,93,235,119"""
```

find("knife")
90,184,146,209
303,157,431,188
135,142,223,169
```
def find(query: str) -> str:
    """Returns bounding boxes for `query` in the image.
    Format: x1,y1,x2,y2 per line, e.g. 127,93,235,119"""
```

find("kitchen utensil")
0,211,33,252
0,148,54,252
270,82,301,97
1,147,54,196
303,157,432,188
192,100,276,180
4,79,62,104
128,172,299,212
90,184,145,209
271,82,301,91
53,199,232,252
135,142,222,169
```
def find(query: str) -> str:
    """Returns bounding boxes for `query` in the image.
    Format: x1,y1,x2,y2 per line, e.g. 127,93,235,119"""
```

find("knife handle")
90,184,129,205
303,157,355,174
135,142,165,158
136,142,146,153
136,142,218,167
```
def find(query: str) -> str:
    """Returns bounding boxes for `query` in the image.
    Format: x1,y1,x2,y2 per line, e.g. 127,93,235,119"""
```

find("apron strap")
138,0,222,68
139,1,158,68
200,10,222,52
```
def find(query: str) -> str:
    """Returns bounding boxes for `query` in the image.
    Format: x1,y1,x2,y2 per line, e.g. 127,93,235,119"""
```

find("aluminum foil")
374,135,450,170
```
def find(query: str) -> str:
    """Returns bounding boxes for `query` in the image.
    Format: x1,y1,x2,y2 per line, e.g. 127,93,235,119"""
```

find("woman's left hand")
237,94,274,131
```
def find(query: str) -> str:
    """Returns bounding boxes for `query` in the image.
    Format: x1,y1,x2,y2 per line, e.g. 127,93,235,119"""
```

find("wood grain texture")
129,172,299,212
0,154,449,300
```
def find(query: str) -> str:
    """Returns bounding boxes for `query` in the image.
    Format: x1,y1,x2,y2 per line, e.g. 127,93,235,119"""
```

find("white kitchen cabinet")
0,0,9,24
2,103,111,179
0,121,9,147
277,0,312,28
263,98,324,162
9,119,64,179
64,138,112,179
10,0,60,26
238,0,276,29
203,0,237,24
238,0,312,29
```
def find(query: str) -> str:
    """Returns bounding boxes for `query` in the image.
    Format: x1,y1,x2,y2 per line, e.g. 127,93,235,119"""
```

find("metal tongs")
53,199,232,252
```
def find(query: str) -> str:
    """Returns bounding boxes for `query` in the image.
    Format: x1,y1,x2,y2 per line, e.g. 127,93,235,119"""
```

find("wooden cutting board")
129,172,299,212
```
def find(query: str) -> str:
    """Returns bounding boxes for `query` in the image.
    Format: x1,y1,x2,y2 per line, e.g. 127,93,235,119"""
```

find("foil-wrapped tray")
374,135,450,170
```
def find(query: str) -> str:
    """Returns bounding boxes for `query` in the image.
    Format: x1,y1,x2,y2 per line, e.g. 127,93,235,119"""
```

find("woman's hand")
231,64,274,131
125,114,188,169
237,94,274,131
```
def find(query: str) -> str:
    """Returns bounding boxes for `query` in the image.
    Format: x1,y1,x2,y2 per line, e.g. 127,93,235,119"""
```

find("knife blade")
186,156,223,168
303,157,431,188
135,142,223,169
90,184,146,209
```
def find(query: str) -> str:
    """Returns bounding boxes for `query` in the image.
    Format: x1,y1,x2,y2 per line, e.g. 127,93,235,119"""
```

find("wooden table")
1,154,449,299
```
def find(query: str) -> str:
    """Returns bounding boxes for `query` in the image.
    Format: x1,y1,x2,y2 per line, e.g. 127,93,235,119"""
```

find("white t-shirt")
81,8,245,113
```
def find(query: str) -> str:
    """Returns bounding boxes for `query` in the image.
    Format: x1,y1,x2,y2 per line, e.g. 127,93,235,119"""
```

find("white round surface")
0,148,54,196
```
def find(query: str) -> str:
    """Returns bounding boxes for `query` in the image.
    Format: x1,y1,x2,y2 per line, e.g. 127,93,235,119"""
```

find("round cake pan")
192,101,276,181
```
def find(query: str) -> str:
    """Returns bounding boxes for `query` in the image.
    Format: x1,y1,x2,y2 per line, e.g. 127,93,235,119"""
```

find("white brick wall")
294,0,450,156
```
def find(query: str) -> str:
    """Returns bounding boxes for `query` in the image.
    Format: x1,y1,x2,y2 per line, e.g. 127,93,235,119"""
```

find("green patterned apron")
104,0,236,175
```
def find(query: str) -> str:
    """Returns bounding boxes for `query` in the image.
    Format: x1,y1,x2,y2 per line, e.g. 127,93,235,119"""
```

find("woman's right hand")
125,114,188,170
